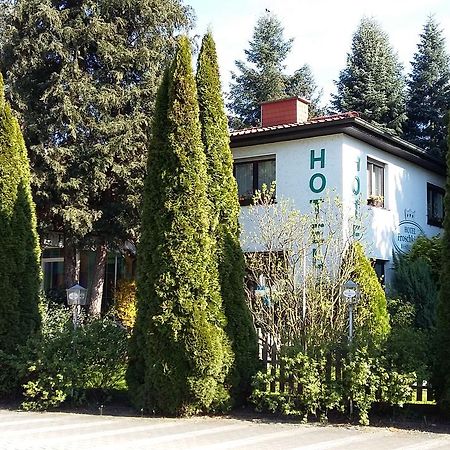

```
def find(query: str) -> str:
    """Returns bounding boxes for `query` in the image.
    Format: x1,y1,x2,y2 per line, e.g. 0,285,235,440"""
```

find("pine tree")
228,12,322,128
127,37,232,415
332,17,406,135
196,32,258,402
0,73,41,355
0,0,192,313
434,119,450,407
404,17,450,159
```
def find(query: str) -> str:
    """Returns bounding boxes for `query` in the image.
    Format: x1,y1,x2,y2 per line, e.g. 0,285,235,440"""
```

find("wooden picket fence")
258,333,433,403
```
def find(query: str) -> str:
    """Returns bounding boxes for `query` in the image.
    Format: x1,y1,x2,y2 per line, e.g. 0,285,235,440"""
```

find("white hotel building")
230,97,445,285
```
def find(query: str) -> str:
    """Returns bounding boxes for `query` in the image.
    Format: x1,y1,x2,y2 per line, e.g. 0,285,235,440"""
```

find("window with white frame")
233,157,276,205
367,158,385,207
427,183,444,227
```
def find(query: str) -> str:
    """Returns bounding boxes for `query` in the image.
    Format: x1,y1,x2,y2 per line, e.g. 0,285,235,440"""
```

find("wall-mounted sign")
392,210,424,254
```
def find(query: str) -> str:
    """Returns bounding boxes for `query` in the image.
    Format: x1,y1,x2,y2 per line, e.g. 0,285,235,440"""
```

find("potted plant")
367,194,384,208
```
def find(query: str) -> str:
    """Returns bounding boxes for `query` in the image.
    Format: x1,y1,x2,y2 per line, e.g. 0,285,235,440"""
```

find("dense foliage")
228,12,322,128
114,279,137,330
347,242,390,348
392,251,437,329
0,73,41,362
21,304,128,410
404,17,450,159
1,303,127,410
434,120,450,408
251,347,414,425
196,32,258,402
0,0,193,312
127,37,232,416
332,17,406,135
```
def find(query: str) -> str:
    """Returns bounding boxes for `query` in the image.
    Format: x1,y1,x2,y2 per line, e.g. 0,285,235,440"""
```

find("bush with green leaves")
385,298,431,382
18,303,128,410
250,346,414,425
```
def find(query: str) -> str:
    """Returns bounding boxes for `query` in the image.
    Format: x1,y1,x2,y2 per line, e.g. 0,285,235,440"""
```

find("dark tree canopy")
127,36,232,416
228,12,322,129
332,17,406,135
196,32,258,402
0,73,41,355
0,0,193,311
1,0,193,245
404,16,450,159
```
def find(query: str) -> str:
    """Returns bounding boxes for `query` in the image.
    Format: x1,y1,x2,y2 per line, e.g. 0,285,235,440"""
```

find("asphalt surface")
1,408,450,450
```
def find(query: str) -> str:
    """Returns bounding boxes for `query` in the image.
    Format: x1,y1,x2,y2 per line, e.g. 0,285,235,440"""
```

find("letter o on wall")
309,173,326,194
352,176,360,195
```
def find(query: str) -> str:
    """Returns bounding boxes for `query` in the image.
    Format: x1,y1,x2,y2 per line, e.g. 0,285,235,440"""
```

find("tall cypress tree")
0,73,41,355
127,37,232,415
404,17,450,159
196,32,258,401
434,119,450,407
332,17,406,135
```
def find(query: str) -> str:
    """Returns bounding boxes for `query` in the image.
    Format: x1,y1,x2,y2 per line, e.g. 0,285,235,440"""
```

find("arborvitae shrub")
0,73,41,357
127,37,232,415
196,32,258,403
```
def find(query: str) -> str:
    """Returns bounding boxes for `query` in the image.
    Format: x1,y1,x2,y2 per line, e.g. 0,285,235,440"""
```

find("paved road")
1,409,450,450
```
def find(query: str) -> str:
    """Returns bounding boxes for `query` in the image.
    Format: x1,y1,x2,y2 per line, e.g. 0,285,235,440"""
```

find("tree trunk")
88,242,108,316
64,238,80,288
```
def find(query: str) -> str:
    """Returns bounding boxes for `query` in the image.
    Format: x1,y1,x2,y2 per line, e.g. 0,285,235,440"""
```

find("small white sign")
343,288,357,299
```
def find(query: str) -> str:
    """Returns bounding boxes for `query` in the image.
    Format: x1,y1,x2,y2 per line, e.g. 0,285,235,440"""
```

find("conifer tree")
127,37,232,415
0,0,192,313
404,17,450,159
0,73,41,355
349,242,390,348
332,17,406,135
228,12,322,128
196,32,258,401
434,120,450,407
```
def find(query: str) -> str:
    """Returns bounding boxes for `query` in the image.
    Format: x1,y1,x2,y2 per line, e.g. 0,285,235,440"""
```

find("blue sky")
186,0,450,107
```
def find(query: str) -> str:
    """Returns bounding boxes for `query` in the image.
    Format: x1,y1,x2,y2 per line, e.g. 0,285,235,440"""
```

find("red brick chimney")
261,97,310,127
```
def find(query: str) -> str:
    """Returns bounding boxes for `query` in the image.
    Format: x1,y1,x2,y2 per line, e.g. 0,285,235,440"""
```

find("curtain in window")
235,162,253,200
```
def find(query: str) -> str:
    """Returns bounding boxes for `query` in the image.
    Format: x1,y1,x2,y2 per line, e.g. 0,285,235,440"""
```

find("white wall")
233,133,445,283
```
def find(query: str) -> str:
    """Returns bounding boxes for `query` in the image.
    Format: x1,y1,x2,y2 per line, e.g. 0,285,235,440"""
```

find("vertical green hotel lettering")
352,157,362,238
309,148,327,194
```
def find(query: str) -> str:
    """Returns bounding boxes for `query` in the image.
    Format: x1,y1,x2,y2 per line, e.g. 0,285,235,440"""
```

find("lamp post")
66,283,87,329
342,279,360,344
342,279,360,417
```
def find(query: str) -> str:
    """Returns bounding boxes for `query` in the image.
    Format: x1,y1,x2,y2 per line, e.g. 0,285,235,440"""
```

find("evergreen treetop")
404,16,450,159
228,12,322,129
332,17,406,135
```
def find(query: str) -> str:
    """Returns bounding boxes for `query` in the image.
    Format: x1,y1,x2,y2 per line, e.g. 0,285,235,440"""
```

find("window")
234,157,276,205
42,248,64,299
427,183,444,227
367,159,385,207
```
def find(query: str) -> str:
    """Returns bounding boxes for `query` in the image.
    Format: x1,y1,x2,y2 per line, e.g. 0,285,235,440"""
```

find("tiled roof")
230,111,360,136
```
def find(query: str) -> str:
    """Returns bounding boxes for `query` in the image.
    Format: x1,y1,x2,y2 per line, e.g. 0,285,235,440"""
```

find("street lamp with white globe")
66,283,87,329
342,279,360,344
